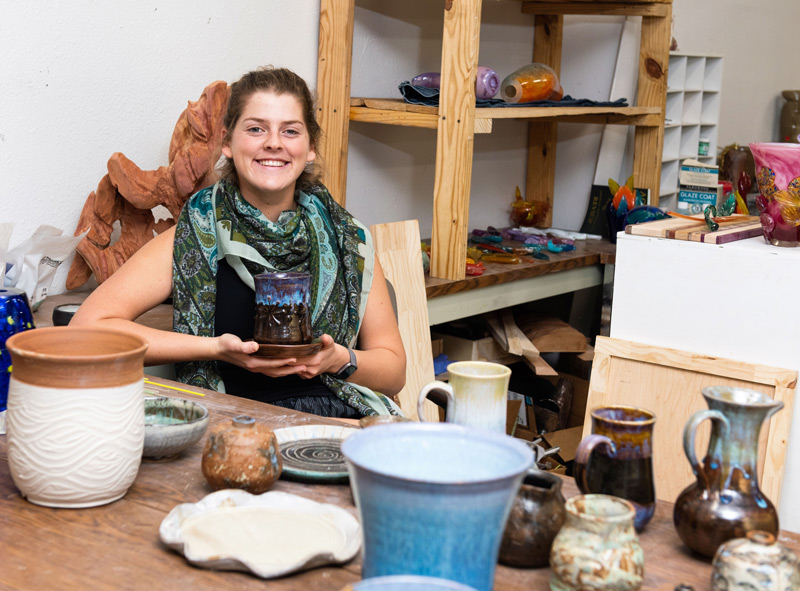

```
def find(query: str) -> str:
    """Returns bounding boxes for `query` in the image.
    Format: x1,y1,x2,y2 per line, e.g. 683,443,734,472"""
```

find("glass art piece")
749,142,800,246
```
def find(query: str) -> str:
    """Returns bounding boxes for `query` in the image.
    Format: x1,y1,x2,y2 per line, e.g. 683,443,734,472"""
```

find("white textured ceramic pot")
6,327,148,508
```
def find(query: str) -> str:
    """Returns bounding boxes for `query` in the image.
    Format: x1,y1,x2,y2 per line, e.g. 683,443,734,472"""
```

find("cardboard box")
679,159,719,188
678,158,722,215
541,426,583,464
525,373,590,464
678,185,722,215
432,331,516,365
508,390,537,440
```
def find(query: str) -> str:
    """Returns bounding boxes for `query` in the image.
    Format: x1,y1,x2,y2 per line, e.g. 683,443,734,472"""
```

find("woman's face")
222,90,316,207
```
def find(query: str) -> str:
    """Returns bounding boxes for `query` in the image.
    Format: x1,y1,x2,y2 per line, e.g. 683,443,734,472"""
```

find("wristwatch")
335,347,358,379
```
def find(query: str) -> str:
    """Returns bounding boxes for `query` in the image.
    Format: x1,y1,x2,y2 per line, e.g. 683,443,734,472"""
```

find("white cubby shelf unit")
660,52,724,204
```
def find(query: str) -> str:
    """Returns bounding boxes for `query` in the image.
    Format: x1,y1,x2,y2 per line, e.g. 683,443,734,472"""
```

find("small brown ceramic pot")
202,415,282,493
498,468,566,568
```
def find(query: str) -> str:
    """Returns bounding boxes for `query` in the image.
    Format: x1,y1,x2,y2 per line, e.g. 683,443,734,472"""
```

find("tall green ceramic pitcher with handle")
673,386,783,558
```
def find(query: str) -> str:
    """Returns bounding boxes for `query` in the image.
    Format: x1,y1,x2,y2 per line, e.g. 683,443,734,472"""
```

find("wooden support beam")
430,0,483,280
633,6,672,205
526,14,563,228
316,0,356,206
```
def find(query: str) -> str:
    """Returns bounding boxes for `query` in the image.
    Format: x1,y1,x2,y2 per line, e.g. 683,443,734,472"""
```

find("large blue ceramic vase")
0,288,35,415
341,423,533,591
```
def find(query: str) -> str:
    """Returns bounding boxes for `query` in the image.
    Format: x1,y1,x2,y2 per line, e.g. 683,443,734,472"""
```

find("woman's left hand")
294,334,346,379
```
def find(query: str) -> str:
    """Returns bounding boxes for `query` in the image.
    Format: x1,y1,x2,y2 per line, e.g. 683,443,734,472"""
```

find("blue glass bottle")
1,288,36,415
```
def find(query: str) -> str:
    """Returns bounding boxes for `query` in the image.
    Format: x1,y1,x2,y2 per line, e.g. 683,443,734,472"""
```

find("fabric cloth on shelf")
398,81,629,108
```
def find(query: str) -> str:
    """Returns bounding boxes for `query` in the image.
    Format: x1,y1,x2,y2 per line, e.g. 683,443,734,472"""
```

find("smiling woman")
222,91,317,220
71,66,407,420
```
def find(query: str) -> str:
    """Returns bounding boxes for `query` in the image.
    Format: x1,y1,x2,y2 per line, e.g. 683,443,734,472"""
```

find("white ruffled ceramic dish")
159,489,361,578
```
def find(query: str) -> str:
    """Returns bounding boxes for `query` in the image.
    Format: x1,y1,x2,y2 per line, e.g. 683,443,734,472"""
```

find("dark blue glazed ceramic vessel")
253,272,312,344
0,288,35,413
341,423,533,591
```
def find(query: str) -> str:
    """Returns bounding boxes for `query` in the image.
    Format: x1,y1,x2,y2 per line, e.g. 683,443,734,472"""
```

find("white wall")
2,0,320,294
4,1,800,296
672,0,800,146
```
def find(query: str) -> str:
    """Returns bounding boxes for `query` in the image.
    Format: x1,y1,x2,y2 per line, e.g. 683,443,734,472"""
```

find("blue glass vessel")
1,288,35,413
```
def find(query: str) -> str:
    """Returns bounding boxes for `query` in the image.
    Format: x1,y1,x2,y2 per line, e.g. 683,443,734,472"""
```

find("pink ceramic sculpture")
749,142,800,246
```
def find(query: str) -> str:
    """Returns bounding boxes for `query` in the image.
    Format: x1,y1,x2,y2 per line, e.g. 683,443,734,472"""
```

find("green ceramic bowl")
143,396,209,459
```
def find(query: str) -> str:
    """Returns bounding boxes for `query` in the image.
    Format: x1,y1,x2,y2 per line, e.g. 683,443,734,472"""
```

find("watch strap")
335,347,357,379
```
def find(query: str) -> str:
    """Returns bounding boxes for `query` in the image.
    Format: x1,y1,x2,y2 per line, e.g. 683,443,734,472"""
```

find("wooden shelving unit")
316,0,672,281
660,52,724,207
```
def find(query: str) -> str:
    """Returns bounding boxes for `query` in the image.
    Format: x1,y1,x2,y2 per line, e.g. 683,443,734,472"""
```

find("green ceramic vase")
673,386,783,558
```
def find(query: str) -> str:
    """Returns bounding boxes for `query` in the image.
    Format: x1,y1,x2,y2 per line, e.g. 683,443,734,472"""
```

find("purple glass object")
476,66,499,99
0,288,36,414
749,142,800,246
253,272,312,345
411,66,499,100
411,72,440,89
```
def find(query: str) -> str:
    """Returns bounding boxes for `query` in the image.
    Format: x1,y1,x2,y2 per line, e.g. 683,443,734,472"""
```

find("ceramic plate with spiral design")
273,425,357,483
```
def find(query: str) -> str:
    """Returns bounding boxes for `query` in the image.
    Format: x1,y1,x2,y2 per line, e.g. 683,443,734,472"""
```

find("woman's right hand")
213,333,305,378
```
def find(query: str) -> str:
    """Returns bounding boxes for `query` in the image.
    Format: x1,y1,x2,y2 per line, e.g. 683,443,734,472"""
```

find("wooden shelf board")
424,237,616,299
350,99,662,130
521,1,670,17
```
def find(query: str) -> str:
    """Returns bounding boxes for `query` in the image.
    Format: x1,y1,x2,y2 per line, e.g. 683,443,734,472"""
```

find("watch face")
338,364,357,379
336,348,357,379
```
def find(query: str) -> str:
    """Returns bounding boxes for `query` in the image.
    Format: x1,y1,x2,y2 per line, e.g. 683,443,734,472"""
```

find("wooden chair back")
370,220,438,421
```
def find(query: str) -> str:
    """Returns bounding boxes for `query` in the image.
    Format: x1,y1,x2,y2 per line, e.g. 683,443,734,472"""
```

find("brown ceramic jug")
673,386,783,558
498,468,566,568
573,406,656,532
202,415,282,493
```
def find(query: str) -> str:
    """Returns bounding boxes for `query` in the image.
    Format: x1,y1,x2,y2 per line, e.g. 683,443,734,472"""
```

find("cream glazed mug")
417,361,511,433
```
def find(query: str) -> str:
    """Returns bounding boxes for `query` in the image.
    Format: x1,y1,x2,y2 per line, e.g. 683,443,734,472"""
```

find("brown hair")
218,66,323,191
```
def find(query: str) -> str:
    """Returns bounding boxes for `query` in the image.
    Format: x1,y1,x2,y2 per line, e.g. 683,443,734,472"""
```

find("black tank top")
214,258,330,403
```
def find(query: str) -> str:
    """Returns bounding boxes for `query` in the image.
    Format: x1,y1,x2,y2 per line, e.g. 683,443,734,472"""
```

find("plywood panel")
371,220,438,422
585,336,797,504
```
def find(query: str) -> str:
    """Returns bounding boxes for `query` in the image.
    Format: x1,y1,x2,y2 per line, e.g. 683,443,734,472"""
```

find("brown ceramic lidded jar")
202,415,282,493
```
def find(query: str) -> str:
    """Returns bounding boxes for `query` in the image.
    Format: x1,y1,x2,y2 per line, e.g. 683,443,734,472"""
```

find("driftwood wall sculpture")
66,80,230,290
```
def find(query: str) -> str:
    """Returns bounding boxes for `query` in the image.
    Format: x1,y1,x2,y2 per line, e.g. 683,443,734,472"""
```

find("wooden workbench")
36,238,615,329
2,376,798,590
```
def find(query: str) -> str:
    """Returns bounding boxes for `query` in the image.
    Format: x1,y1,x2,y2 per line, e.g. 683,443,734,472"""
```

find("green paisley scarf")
172,179,399,416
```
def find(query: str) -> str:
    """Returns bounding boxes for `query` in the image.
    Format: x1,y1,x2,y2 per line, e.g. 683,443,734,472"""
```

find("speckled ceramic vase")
499,468,566,568
6,327,147,508
712,530,800,591
573,406,656,532
550,494,644,591
674,386,783,558
202,415,282,493
341,422,533,591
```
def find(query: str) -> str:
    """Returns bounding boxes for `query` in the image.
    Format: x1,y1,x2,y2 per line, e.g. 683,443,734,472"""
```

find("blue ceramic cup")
0,288,35,415
348,575,479,591
341,423,533,591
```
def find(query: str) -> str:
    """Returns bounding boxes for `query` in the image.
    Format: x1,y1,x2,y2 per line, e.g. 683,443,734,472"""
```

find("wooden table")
424,238,616,325
2,377,798,591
